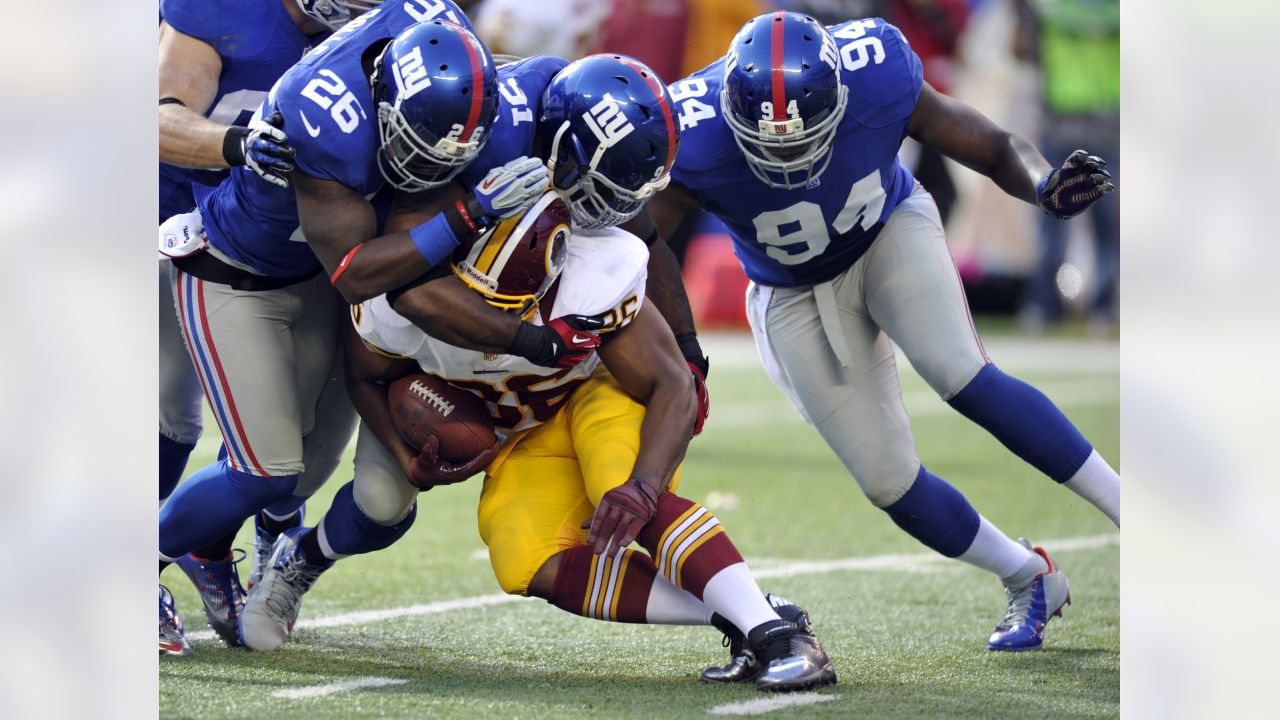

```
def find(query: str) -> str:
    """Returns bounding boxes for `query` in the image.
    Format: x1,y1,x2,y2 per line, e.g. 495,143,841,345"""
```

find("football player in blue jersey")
158,3,573,655
156,0,383,656
645,12,1119,655
238,56,832,692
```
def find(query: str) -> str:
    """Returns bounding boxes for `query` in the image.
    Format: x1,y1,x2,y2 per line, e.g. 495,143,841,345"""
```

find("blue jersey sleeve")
668,60,742,193
458,55,568,189
831,19,924,129
159,0,220,47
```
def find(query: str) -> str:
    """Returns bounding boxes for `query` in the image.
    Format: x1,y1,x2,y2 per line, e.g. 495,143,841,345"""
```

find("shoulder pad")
668,60,740,190
272,71,375,183
832,19,923,129
353,296,426,359
551,227,648,327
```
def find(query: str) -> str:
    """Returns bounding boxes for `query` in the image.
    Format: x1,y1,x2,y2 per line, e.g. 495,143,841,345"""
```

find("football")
387,373,496,461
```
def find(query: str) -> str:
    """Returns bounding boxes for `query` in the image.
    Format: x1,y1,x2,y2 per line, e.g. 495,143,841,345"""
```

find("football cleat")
237,527,332,652
159,584,193,657
988,540,1071,651
249,508,303,590
750,618,838,693
701,594,812,684
176,550,247,647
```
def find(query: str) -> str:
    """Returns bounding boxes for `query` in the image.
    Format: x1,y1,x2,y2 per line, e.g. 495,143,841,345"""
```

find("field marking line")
707,693,839,716
186,533,1117,642
271,677,407,699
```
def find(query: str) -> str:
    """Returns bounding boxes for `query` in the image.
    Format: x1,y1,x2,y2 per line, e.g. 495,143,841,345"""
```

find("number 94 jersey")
669,18,923,288
353,227,649,436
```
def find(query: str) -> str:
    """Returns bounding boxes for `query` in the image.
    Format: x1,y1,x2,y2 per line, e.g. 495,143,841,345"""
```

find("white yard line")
270,677,407,699
707,693,840,716
187,533,1117,642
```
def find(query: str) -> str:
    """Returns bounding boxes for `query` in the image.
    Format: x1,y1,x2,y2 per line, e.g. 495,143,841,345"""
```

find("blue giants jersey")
158,0,319,222
669,18,923,287
196,0,472,278
457,55,568,189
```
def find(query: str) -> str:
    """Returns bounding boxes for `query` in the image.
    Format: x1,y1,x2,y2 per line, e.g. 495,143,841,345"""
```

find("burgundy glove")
405,434,501,491
688,360,710,437
581,478,660,556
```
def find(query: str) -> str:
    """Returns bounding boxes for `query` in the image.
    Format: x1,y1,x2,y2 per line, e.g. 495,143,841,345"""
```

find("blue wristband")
408,213,462,267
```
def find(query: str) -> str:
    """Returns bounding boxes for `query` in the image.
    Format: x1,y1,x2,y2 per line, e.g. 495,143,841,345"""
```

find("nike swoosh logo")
159,640,186,653
481,177,499,191
571,334,591,344
298,111,321,138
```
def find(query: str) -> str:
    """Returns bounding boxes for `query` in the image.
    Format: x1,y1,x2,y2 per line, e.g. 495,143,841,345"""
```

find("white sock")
645,573,714,625
699,562,781,634
1063,449,1120,527
958,516,1041,580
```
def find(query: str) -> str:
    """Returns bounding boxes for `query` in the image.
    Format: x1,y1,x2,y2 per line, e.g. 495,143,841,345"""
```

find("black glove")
1037,149,1114,219
507,314,607,369
223,112,296,188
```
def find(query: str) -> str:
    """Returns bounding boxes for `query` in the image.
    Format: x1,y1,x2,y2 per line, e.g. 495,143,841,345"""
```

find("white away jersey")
354,226,649,435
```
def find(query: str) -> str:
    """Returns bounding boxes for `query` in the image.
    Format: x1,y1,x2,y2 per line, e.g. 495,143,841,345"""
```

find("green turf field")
160,330,1119,719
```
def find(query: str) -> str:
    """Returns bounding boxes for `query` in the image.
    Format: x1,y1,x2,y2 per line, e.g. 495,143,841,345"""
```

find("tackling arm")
907,82,1050,205
158,22,227,168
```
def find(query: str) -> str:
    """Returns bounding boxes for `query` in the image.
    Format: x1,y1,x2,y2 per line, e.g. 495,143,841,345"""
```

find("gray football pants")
169,261,357,487
340,422,418,529
160,258,203,445
747,188,989,507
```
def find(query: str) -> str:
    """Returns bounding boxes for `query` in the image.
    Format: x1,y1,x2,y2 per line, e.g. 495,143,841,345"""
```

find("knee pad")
352,468,418,526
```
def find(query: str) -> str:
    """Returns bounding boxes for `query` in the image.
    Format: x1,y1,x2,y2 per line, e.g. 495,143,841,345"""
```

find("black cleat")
700,594,814,684
749,611,837,693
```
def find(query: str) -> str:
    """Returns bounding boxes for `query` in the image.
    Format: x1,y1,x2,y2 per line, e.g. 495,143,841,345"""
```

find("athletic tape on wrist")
408,213,462,268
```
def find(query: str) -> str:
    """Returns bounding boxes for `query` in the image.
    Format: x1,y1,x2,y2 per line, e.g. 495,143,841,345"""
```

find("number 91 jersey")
353,227,649,437
669,18,923,288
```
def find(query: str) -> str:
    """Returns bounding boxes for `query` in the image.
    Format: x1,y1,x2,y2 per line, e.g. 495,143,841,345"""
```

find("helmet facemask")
371,40,488,193
720,83,848,190
546,121,669,229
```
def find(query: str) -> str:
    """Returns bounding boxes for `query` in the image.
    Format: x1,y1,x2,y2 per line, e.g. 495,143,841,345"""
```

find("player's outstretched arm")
908,82,1053,205
159,23,294,184
340,314,421,474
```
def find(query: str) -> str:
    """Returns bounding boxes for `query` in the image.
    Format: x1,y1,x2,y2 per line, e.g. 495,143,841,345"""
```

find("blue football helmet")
540,54,679,229
372,21,499,191
721,12,848,189
294,0,383,32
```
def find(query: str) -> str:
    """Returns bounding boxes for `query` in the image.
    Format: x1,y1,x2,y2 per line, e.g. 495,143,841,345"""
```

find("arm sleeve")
160,0,220,46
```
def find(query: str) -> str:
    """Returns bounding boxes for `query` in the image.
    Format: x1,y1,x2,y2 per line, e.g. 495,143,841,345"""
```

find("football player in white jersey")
239,194,837,692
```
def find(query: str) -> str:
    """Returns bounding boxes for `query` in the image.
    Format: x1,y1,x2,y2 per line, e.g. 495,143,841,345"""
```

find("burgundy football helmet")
452,192,571,320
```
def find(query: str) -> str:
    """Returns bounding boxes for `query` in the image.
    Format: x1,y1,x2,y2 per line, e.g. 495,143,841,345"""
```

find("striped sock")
637,493,779,634
547,546,712,625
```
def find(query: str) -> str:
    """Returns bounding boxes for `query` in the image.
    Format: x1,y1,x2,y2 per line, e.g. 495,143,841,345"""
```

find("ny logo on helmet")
583,93,635,151
392,46,432,100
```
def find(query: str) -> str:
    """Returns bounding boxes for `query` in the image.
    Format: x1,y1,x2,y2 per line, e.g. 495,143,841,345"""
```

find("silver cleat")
750,618,838,693
702,594,812,684
237,528,331,652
